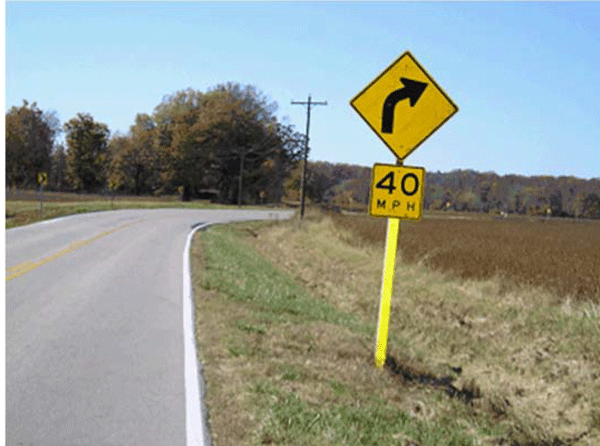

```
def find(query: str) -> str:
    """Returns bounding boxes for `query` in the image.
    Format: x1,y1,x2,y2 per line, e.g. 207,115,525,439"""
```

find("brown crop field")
331,211,600,302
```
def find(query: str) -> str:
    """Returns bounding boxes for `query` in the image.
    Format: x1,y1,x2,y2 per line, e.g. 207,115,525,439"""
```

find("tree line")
6,83,305,204
293,162,600,219
6,89,599,218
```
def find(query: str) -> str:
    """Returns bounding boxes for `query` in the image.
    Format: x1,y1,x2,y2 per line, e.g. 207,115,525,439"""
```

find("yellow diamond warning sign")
351,51,458,160
37,172,48,186
369,164,425,220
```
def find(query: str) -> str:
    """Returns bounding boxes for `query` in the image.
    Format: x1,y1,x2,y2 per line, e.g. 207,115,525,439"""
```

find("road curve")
6,208,293,446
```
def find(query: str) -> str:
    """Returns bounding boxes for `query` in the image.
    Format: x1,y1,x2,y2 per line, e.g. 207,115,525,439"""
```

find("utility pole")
237,149,245,207
291,94,327,219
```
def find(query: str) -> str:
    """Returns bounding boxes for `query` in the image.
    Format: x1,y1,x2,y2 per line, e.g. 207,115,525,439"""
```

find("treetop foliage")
5,83,303,203
64,113,110,193
6,100,60,188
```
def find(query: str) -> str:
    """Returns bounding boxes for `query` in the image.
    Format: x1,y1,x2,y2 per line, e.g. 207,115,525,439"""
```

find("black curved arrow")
381,78,428,134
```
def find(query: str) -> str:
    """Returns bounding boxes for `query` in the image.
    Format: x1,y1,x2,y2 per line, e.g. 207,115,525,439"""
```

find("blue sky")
5,1,600,179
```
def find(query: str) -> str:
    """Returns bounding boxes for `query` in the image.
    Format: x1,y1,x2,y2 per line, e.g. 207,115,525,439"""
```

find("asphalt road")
5,208,293,446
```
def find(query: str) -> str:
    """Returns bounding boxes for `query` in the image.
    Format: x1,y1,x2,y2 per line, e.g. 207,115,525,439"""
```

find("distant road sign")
38,172,48,187
351,51,458,160
369,164,425,220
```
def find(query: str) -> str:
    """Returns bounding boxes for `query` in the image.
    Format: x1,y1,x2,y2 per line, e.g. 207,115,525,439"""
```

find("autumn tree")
305,162,339,203
64,113,110,192
191,83,282,204
580,193,600,219
260,122,304,203
106,133,132,194
107,114,161,195
152,83,299,203
49,143,68,191
5,100,60,188
283,164,303,202
153,88,211,199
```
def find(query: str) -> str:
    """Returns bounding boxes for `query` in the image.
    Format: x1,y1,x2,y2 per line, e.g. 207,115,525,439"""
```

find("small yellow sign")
369,164,425,220
38,172,48,186
351,51,458,160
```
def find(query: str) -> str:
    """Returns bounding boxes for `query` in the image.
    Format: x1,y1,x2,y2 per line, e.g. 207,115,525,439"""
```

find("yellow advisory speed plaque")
351,51,458,160
369,164,425,220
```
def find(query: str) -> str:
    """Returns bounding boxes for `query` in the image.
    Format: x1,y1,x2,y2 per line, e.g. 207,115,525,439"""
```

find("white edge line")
183,222,213,446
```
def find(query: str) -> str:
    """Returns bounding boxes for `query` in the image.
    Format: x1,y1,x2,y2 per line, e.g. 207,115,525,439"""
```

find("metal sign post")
350,50,458,368
38,172,48,219
375,216,400,368
374,158,404,368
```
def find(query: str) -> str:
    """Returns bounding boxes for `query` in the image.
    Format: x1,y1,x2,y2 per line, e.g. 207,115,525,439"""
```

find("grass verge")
5,190,277,228
5,200,227,229
192,210,599,445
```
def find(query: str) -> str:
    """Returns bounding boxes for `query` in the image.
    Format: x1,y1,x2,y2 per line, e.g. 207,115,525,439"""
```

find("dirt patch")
385,355,481,403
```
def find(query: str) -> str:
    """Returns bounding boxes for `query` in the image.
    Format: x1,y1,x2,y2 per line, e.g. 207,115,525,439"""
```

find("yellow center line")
5,220,141,282
6,260,34,273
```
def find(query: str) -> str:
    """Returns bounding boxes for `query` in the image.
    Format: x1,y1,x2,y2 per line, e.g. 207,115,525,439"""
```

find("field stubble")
331,212,600,302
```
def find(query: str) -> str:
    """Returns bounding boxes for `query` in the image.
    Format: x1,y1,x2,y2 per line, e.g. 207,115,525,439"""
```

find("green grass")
252,390,475,446
199,226,358,328
192,223,496,446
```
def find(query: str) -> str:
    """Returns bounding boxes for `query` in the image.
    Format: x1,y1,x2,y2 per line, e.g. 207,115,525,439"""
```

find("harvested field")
331,212,600,302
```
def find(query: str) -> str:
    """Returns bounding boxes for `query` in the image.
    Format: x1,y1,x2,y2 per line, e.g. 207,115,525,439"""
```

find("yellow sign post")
375,214,401,368
350,51,458,160
351,51,458,368
370,164,425,220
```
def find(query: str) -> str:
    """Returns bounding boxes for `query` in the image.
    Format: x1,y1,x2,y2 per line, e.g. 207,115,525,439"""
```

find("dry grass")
331,211,600,302
4,189,236,228
5,188,182,203
192,221,482,445
193,291,389,446
192,210,600,445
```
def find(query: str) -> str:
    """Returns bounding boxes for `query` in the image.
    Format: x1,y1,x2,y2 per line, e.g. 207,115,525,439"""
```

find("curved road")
6,208,293,446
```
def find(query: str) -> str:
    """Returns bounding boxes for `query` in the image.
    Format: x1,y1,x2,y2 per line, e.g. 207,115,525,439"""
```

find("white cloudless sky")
5,1,600,179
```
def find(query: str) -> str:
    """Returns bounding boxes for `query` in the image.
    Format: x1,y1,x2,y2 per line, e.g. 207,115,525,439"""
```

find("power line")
291,94,327,219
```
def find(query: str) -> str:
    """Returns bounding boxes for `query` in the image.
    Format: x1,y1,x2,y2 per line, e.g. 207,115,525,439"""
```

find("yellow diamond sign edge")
350,51,458,160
